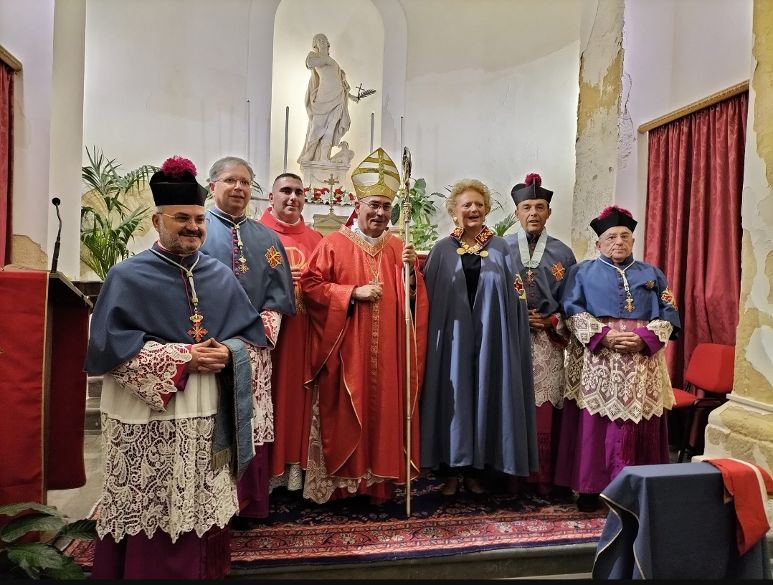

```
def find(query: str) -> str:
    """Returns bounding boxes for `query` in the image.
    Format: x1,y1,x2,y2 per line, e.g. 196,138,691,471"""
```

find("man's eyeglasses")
160,213,206,226
216,177,252,188
363,202,392,212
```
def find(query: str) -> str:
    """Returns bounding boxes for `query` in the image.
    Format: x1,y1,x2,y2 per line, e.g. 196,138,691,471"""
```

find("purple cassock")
554,253,681,495
505,230,577,492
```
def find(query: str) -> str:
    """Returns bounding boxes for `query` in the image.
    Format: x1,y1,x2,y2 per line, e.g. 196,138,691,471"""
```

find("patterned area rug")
63,474,606,570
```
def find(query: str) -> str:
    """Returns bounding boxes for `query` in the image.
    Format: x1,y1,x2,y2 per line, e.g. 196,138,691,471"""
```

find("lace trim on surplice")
565,314,674,423
111,341,191,411
97,416,237,543
531,328,566,408
248,345,274,445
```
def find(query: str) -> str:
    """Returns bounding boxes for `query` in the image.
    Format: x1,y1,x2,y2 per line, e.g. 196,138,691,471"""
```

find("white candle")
400,115,404,154
370,112,375,152
283,106,289,172
246,99,251,160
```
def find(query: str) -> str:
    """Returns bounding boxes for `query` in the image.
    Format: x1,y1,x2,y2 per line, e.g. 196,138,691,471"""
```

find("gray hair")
208,156,255,182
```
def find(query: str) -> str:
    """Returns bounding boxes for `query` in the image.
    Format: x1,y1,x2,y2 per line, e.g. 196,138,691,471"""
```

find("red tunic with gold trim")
299,226,429,503
259,209,323,487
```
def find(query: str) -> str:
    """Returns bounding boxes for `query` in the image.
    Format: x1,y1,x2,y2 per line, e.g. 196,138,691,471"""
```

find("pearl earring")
453,216,458,225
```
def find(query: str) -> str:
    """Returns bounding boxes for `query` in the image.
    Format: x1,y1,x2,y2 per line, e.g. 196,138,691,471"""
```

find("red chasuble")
301,227,428,495
259,210,323,478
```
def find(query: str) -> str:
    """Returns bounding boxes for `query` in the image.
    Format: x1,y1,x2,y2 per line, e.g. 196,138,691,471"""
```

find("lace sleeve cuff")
111,341,192,412
567,312,606,345
646,319,674,344
261,310,282,349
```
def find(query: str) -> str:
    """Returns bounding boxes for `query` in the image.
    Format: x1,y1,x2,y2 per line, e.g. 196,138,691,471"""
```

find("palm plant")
490,195,519,237
80,146,157,280
0,502,96,579
391,177,445,251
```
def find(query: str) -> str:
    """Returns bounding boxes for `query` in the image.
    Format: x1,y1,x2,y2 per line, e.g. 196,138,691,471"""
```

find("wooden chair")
671,343,735,462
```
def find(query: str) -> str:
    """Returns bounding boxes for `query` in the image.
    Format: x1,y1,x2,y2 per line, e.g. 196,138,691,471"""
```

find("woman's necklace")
211,209,250,274
598,257,636,312
455,229,489,257
151,249,208,341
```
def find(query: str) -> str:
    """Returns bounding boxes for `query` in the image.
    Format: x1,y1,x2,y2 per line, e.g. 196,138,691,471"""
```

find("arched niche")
269,0,387,194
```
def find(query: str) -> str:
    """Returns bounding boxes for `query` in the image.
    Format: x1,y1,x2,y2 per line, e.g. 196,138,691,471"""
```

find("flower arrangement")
304,186,357,206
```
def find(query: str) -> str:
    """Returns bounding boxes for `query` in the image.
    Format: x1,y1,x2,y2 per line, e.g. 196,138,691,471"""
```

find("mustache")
180,230,202,237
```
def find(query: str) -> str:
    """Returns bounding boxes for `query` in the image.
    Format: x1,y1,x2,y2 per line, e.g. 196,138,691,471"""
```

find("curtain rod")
0,44,22,72
637,80,749,134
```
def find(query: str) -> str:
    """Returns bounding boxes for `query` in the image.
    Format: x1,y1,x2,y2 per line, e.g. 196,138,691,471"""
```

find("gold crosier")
399,146,414,518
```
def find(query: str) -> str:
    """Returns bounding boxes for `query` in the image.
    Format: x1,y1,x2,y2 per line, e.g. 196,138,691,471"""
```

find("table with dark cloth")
592,462,771,579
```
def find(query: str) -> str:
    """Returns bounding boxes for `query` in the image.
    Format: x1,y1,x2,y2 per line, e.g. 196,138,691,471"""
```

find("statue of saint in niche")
297,33,375,165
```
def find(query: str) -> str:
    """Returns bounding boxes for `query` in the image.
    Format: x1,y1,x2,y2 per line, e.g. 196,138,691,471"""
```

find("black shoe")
576,493,601,512
230,516,263,531
550,485,575,504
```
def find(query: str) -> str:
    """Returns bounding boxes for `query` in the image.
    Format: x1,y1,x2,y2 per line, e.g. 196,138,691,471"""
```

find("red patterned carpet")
64,475,606,571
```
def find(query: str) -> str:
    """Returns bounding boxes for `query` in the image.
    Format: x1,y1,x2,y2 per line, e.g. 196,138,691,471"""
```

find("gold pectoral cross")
526,269,535,285
188,311,208,342
625,295,635,313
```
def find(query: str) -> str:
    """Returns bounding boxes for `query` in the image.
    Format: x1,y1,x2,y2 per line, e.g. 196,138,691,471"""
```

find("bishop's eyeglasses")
363,202,392,212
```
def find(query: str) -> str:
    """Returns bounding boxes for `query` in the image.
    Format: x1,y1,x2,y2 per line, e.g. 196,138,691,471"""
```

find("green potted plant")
0,502,96,579
490,194,518,237
390,177,445,251
79,146,157,284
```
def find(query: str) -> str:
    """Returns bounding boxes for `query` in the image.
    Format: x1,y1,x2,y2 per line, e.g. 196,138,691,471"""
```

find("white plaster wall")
0,0,55,261
270,0,385,193
83,0,583,247
83,0,274,179
402,0,582,243
619,0,753,258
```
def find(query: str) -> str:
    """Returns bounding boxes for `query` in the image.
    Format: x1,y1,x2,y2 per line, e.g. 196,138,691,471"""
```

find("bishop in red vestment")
300,148,429,504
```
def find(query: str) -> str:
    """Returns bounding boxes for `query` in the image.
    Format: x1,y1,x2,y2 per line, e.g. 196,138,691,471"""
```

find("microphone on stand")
51,197,62,273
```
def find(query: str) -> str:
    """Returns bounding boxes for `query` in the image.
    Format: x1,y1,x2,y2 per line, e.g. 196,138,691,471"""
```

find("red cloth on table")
704,457,773,555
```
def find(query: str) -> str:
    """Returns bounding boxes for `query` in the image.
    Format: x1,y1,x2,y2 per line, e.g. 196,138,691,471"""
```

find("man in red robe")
259,172,323,490
300,148,429,504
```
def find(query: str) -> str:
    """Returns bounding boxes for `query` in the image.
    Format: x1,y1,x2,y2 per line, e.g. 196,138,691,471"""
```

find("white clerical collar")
353,225,387,245
517,227,548,268
271,212,303,227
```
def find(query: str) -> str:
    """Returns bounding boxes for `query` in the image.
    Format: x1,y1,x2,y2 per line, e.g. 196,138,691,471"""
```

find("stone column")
571,0,625,260
702,0,773,473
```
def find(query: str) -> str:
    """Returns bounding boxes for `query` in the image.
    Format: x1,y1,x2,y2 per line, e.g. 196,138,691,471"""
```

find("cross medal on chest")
518,229,548,286
233,223,249,274
151,250,209,342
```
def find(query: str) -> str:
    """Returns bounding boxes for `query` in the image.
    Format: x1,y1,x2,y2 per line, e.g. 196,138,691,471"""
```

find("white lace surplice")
97,341,239,543
565,312,674,423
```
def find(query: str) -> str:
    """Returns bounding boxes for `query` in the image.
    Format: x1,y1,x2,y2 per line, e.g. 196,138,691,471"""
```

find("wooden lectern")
0,269,92,505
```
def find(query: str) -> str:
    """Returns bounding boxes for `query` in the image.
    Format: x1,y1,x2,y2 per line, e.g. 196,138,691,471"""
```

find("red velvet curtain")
644,92,747,388
0,62,13,266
